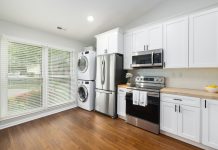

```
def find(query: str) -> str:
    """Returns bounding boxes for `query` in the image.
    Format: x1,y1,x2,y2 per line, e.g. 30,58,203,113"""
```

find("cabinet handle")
179,105,181,113
144,45,146,51
205,100,207,108
175,105,177,112
147,45,149,51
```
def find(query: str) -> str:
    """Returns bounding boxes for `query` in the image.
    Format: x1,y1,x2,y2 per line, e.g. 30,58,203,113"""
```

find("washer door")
78,85,88,102
78,56,88,73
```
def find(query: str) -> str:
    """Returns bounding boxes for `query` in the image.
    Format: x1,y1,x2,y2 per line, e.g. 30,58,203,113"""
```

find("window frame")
0,36,75,120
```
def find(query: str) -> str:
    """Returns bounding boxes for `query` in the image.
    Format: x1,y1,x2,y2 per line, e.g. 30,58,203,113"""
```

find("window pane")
8,42,43,116
8,78,43,115
48,77,71,107
48,49,72,107
48,49,70,75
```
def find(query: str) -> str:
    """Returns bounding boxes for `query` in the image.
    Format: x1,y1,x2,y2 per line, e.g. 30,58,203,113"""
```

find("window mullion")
0,38,9,117
42,47,48,109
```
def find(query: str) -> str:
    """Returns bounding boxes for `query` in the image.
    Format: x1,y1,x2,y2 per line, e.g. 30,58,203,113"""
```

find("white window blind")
48,49,72,107
8,42,43,115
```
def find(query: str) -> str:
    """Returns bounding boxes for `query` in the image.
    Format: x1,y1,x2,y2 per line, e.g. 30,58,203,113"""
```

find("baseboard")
160,130,216,150
0,103,77,130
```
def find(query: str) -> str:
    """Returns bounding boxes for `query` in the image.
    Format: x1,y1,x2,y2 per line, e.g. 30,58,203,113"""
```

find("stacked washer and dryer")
77,47,96,111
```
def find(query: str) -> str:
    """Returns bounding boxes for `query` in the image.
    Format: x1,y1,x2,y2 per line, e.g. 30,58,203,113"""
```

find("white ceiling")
0,0,164,44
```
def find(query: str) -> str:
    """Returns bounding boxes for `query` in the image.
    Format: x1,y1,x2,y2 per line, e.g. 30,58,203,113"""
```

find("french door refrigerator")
95,53,125,118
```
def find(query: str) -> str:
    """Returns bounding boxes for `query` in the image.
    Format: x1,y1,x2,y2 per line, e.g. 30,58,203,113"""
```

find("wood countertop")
161,87,218,100
118,84,130,88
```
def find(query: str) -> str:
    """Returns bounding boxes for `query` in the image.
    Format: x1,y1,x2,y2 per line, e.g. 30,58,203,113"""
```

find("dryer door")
78,56,88,73
78,85,88,102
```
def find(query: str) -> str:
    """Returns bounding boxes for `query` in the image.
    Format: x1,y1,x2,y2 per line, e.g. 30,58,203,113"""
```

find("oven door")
126,92,160,124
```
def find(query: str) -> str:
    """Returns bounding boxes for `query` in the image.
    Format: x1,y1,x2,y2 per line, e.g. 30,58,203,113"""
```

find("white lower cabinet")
178,105,200,142
202,99,218,149
160,94,201,143
117,87,130,119
161,101,178,135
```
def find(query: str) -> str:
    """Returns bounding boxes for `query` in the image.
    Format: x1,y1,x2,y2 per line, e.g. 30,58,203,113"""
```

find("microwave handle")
151,52,154,65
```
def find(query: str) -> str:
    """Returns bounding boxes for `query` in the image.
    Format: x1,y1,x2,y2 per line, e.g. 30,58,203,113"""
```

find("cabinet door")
163,17,189,68
96,35,108,55
148,24,163,50
123,33,133,70
108,33,118,54
202,99,218,149
189,8,218,67
178,105,200,142
117,88,126,118
132,29,148,52
160,101,178,135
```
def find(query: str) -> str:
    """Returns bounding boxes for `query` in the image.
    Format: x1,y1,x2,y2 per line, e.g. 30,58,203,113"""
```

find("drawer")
118,88,131,93
161,93,200,107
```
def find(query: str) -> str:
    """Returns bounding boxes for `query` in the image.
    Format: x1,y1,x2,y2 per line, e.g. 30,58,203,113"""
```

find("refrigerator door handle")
96,89,112,94
102,58,105,85
101,57,104,85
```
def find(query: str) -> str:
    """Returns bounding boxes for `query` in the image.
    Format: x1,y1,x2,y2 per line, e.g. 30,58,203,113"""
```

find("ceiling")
0,0,164,45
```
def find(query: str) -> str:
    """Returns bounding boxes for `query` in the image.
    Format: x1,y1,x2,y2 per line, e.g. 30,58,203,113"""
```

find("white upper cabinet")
95,28,123,55
132,29,148,52
147,24,163,50
202,99,218,149
123,32,133,70
189,8,218,68
96,35,108,55
132,24,163,52
163,17,189,68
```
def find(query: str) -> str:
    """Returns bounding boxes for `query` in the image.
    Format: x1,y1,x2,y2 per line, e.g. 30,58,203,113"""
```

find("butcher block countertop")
118,84,130,88
161,87,218,100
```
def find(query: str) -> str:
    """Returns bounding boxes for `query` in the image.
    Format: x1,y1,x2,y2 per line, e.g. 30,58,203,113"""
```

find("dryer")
77,48,96,80
77,80,95,111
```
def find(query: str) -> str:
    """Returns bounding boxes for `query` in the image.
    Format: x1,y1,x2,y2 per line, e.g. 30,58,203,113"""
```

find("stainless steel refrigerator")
95,53,125,118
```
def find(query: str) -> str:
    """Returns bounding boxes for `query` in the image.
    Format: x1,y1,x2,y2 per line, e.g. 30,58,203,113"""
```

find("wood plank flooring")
0,108,202,150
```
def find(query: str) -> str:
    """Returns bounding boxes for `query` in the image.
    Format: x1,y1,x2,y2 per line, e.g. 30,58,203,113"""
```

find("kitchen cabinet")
189,8,218,68
123,32,133,70
160,94,201,142
132,29,148,52
95,28,123,55
132,24,163,52
117,87,130,119
202,99,218,149
147,24,163,50
163,17,189,68
160,101,178,135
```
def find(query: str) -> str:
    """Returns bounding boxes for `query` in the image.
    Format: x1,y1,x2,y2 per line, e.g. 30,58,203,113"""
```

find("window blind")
48,49,72,107
8,42,43,115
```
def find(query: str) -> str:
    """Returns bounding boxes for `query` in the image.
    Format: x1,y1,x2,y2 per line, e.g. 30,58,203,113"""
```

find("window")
0,38,75,119
48,48,72,107
8,42,43,115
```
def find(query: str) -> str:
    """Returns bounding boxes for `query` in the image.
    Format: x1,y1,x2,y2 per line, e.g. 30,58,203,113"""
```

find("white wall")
124,0,218,90
0,20,85,51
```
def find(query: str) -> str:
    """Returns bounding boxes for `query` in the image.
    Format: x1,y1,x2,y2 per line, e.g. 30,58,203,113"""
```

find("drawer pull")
179,105,181,113
175,105,177,112
173,98,182,101
205,100,207,108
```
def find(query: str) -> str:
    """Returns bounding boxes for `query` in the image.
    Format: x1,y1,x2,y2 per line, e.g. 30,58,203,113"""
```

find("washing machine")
77,48,96,80
77,80,95,111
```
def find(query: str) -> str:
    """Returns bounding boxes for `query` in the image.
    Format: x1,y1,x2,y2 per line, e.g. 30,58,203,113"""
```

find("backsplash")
128,68,218,90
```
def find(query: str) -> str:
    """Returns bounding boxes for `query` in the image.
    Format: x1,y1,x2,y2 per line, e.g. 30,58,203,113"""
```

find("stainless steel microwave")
131,49,163,68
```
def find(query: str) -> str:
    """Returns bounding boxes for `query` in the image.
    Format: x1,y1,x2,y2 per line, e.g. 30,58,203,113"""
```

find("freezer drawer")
95,89,117,118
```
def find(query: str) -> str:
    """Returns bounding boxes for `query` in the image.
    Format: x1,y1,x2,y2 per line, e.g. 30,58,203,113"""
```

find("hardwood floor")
0,108,202,150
